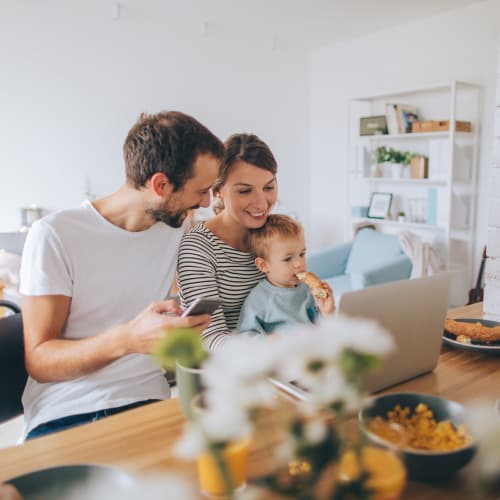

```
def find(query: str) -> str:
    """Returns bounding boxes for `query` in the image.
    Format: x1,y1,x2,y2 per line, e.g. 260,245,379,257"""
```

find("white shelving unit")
352,218,447,232
354,178,448,187
348,81,481,301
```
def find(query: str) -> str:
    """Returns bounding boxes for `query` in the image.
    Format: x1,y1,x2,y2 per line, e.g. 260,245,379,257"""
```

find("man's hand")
125,299,211,354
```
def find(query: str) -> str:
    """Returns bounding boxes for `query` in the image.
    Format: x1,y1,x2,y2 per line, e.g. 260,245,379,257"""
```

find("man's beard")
147,207,188,228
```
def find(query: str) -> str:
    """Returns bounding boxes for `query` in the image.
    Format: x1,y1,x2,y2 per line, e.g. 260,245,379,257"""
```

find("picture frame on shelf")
359,115,388,136
367,192,393,219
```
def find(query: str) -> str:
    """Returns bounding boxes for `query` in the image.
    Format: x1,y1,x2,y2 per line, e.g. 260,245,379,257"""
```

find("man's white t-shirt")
20,200,184,435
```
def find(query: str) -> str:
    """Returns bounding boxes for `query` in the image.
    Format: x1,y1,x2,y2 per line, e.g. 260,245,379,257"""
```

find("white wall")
0,1,310,231
310,0,500,269
483,33,500,315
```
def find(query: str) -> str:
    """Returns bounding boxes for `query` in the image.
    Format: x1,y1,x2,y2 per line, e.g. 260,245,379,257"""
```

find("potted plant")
375,147,414,178
167,317,404,499
373,146,390,177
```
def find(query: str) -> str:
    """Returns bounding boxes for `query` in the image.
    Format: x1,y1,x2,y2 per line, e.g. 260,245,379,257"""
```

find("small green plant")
375,145,391,163
154,327,207,370
375,146,414,165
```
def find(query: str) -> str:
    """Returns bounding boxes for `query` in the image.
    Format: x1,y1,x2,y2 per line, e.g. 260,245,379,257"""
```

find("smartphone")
182,297,223,317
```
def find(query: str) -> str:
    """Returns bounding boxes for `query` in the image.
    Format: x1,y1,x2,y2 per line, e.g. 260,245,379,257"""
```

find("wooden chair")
0,300,26,423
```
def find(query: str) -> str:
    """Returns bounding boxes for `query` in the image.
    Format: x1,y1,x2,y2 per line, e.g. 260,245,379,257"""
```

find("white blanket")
399,231,442,278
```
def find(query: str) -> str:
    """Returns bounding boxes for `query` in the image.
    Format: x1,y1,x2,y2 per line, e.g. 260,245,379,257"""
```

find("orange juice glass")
338,446,406,500
197,438,250,498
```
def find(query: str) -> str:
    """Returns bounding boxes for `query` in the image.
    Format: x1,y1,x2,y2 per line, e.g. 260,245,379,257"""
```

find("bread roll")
296,271,327,299
445,318,500,342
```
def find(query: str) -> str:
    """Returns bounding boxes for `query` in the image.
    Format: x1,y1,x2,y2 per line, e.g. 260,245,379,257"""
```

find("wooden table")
0,302,499,499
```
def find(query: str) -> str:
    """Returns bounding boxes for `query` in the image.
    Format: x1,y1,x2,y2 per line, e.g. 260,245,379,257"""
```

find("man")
20,111,224,439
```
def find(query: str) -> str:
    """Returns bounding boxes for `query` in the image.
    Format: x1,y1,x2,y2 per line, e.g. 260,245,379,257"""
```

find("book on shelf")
385,104,399,135
398,105,418,134
385,104,418,134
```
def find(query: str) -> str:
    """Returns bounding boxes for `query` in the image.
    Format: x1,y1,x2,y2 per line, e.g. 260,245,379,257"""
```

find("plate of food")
443,317,500,353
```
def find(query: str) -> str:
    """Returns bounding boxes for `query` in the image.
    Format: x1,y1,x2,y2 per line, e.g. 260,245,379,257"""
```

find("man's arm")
23,295,210,383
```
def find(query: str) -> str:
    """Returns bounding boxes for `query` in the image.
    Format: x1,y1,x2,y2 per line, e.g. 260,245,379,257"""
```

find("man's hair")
123,111,224,190
247,214,303,259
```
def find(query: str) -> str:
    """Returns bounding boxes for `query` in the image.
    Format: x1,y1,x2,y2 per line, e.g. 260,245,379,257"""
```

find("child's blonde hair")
247,214,303,259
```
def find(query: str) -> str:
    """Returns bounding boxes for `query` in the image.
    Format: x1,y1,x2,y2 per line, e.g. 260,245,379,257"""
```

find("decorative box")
411,120,472,133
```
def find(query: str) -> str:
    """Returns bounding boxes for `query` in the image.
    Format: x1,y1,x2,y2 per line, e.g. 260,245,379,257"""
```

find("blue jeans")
26,399,160,440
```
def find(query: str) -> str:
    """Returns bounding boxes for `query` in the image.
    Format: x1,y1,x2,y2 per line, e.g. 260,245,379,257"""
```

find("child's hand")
314,282,335,316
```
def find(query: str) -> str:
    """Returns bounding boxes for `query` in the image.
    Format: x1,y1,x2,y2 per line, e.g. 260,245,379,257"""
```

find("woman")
177,133,278,350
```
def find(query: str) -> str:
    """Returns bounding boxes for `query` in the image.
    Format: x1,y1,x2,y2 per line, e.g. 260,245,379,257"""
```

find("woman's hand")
125,299,211,354
314,282,336,316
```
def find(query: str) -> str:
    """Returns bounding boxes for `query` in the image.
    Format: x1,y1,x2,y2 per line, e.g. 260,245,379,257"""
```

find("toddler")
237,214,335,335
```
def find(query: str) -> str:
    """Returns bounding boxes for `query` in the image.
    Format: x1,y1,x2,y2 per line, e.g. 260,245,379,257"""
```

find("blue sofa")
307,228,412,299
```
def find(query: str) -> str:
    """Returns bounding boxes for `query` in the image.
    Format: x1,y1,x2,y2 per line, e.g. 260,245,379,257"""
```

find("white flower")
315,315,395,357
204,335,280,382
467,402,500,481
200,335,281,423
303,417,328,444
175,423,206,459
198,403,250,443
273,437,296,465
185,315,393,456
236,379,276,408
67,473,196,500
309,372,362,411
235,484,270,500
274,317,393,388
203,377,276,415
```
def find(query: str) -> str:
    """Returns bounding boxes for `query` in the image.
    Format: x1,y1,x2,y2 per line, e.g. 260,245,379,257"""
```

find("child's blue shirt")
237,279,318,335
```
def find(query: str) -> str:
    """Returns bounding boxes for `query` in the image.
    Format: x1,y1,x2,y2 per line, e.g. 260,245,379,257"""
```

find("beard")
148,190,201,228
147,207,188,228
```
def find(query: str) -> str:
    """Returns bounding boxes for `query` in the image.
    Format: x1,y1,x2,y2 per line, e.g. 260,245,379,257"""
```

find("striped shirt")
177,223,264,351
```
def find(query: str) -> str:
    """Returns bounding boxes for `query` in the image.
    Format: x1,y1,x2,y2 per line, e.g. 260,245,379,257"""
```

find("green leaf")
307,359,326,373
339,350,381,387
153,327,207,370
376,146,414,165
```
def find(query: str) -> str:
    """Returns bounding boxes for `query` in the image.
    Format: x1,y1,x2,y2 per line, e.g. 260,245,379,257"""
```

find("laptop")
270,273,451,399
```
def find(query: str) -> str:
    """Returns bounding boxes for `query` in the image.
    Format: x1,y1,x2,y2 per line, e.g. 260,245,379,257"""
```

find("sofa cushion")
306,241,352,280
324,274,352,302
345,229,403,274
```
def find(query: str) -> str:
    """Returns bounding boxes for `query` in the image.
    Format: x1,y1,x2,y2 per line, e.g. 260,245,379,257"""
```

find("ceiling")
119,0,485,49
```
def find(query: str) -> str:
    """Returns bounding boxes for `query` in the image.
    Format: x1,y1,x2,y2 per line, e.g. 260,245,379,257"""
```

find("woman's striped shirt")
177,223,264,351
